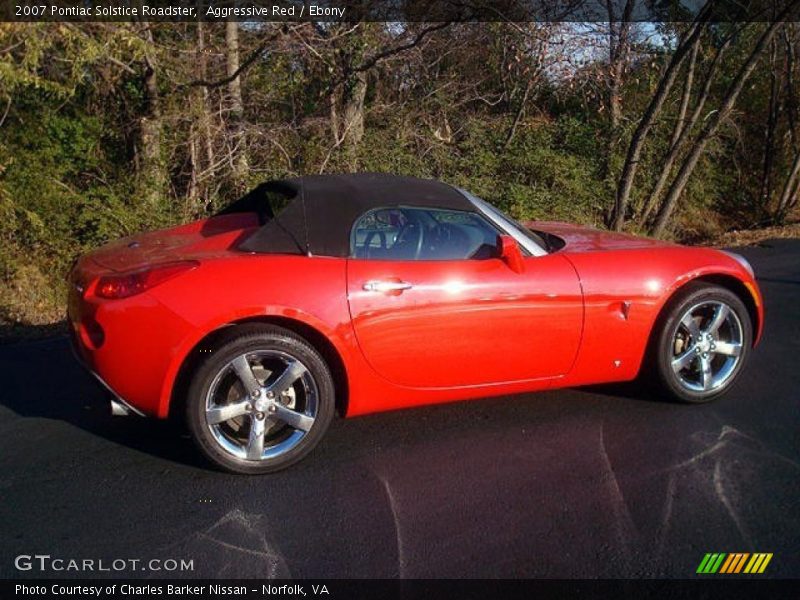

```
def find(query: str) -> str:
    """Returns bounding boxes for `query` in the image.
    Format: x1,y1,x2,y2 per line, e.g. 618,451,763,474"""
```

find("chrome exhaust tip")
110,398,133,417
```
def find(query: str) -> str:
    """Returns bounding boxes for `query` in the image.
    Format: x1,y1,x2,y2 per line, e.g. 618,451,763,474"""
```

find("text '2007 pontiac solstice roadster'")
68,173,763,473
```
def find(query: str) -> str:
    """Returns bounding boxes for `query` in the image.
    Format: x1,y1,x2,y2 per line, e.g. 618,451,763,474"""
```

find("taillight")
94,261,198,299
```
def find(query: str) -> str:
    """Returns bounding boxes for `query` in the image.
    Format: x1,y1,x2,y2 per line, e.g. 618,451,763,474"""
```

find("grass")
0,263,67,344
709,221,800,248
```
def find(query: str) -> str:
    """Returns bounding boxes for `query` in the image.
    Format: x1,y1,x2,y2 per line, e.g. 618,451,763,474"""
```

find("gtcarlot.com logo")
696,552,773,575
14,554,194,573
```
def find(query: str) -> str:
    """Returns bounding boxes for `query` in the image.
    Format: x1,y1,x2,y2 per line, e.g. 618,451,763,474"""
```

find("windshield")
459,190,548,256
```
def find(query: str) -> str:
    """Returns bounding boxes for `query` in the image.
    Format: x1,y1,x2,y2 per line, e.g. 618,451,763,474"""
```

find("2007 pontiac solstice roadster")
68,174,763,474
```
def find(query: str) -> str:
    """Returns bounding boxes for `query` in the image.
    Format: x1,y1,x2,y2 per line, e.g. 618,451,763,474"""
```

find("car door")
346,206,583,389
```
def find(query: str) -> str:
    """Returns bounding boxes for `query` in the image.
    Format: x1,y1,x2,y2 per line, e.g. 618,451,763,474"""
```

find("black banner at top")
2,0,800,23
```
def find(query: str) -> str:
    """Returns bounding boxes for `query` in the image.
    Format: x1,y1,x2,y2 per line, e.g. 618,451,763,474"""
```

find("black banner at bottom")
3,579,799,600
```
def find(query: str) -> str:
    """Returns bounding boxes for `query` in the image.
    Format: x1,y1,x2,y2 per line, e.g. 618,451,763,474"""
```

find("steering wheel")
362,230,387,258
430,223,452,250
395,220,425,259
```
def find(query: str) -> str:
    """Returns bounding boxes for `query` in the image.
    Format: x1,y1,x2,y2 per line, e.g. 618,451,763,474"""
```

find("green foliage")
1,21,798,333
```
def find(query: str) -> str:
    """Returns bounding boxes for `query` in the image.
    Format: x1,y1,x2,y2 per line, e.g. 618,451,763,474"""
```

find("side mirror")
497,235,525,273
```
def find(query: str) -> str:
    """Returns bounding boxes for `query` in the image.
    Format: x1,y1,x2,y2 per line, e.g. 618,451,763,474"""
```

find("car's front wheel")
186,324,335,474
654,282,752,403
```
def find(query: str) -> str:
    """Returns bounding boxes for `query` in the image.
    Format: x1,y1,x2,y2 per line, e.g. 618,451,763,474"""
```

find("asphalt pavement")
1,239,798,579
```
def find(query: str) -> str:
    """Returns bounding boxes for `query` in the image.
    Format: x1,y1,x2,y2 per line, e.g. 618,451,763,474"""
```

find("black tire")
654,282,752,404
186,324,335,474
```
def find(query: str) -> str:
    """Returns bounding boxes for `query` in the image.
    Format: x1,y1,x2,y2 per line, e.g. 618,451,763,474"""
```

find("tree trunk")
775,148,800,222
759,37,781,210
198,18,215,176
606,0,635,131
341,71,367,146
639,32,731,225
330,68,367,152
670,37,699,151
783,24,798,150
504,77,533,148
651,21,789,237
774,25,800,223
610,8,710,231
188,17,214,211
601,0,634,183
188,130,199,211
136,26,166,207
226,20,248,190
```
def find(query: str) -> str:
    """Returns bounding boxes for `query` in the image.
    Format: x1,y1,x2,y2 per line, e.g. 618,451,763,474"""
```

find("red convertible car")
68,174,763,473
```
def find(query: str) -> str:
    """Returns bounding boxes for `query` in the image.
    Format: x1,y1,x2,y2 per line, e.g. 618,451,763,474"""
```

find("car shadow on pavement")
2,332,798,577
0,335,208,469
579,380,668,403
0,334,671,473
0,320,68,345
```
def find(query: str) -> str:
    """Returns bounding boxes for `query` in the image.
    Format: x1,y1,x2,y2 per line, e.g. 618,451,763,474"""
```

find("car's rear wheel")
186,324,334,474
654,282,752,403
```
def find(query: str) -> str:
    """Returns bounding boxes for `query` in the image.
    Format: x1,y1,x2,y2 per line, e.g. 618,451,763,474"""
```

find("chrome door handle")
363,280,413,293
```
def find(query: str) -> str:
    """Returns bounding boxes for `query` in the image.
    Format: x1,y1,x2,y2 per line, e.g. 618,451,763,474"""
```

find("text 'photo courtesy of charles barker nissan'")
14,584,329,597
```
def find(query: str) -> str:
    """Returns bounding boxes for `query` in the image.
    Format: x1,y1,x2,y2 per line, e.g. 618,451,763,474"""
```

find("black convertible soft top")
226,173,474,258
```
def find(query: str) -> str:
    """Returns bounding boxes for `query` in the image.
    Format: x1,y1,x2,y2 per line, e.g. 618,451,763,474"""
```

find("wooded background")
2,15,800,329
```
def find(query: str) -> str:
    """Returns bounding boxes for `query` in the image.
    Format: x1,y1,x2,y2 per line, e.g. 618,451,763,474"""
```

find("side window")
351,207,501,260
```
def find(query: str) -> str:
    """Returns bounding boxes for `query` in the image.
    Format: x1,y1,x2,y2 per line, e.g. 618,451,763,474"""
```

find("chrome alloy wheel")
204,350,319,461
670,300,744,393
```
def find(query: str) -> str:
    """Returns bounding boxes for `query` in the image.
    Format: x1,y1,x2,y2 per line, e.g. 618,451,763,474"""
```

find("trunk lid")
86,213,259,273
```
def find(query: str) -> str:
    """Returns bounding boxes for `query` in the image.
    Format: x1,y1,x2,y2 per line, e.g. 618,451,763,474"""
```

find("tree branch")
182,25,290,89
325,22,451,94
353,22,451,75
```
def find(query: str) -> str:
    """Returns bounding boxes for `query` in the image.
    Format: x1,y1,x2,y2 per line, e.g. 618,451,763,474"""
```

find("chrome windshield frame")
457,188,548,257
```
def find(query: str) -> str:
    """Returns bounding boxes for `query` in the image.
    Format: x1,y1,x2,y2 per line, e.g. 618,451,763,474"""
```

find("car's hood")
527,221,678,253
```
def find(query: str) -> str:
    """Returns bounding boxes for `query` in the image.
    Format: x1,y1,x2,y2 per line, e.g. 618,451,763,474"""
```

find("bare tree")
606,0,635,131
774,24,800,222
136,24,167,206
503,24,552,148
226,20,249,190
651,20,792,236
328,23,370,151
611,6,711,231
310,21,451,166
775,150,800,221
759,37,782,211
638,30,734,225
670,35,700,151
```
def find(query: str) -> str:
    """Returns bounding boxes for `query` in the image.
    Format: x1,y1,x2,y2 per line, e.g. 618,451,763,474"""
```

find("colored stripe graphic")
699,553,773,575
720,553,741,573
758,554,773,573
697,554,713,574
728,553,748,573
719,554,736,573
710,553,726,573
744,554,761,573
744,553,774,574
698,553,727,574
734,553,750,573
